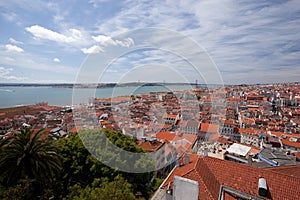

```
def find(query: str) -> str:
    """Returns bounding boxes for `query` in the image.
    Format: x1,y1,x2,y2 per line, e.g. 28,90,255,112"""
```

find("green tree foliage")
0,128,157,199
57,131,117,196
65,175,135,200
0,128,61,187
0,179,34,200
79,129,155,171
59,129,156,199
152,178,164,192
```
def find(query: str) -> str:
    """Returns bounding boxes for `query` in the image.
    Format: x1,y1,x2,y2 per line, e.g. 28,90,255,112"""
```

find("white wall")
173,176,198,200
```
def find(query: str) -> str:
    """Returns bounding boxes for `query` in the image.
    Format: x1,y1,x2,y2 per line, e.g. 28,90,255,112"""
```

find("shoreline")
0,82,202,88
0,84,197,109
0,104,63,118
0,82,299,88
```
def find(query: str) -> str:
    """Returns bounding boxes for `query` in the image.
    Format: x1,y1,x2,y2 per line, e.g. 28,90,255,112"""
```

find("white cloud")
0,66,28,81
1,0,299,84
81,45,103,54
92,35,134,47
9,37,23,45
92,35,116,45
90,0,300,84
25,25,88,45
26,25,74,43
53,58,60,62
5,44,24,53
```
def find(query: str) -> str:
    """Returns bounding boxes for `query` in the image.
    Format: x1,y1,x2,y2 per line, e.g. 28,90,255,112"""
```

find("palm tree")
0,128,61,187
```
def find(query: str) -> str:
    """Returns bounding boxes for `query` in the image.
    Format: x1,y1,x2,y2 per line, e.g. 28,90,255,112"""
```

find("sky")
0,0,299,84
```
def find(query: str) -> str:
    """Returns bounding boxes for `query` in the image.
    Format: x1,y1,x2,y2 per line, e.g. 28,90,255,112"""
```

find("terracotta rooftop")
281,136,300,148
69,126,82,133
224,119,235,125
156,131,176,141
172,134,197,144
238,128,260,136
136,140,164,152
163,113,178,119
200,123,219,133
264,164,300,178
163,154,199,188
162,154,214,199
161,155,300,200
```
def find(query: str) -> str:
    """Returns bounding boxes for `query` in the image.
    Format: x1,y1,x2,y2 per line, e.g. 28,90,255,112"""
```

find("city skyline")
0,0,299,84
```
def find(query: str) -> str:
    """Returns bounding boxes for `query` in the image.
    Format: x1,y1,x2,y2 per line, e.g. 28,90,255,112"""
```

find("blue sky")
0,0,299,84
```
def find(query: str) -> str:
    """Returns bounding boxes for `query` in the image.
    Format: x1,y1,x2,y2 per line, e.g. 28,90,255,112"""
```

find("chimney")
248,155,253,166
185,154,190,165
203,149,208,157
258,178,268,197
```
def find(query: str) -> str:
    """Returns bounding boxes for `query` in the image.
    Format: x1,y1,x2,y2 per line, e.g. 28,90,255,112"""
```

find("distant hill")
0,82,206,88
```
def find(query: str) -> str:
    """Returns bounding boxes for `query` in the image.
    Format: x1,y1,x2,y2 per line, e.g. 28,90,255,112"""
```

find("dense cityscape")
1,82,299,199
1,0,300,199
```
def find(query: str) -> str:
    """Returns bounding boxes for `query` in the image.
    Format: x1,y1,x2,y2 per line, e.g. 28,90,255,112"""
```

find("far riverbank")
0,85,194,108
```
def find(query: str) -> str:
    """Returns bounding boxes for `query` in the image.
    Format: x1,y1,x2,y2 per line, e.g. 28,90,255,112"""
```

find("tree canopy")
0,128,61,199
0,128,158,199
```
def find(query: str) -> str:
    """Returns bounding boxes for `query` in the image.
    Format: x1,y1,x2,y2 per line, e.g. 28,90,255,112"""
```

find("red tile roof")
163,113,178,119
163,155,199,186
200,123,219,133
281,136,300,148
207,133,220,142
136,140,164,152
162,154,214,200
293,151,300,159
156,131,176,141
238,127,260,136
218,137,230,144
162,155,300,199
264,164,300,178
224,119,235,125
172,134,197,144
157,124,171,130
69,126,82,133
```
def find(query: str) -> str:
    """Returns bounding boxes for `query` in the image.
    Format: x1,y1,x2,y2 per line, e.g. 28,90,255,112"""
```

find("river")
0,85,194,108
